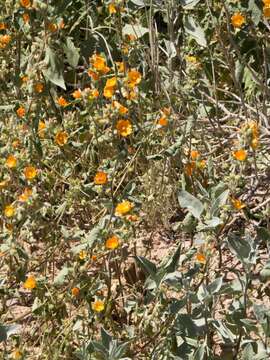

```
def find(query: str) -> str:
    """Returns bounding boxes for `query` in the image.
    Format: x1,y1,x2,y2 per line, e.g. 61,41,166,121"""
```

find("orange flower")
21,75,28,83
71,287,80,297
4,205,15,218
55,131,68,146
91,300,105,312
38,121,46,138
16,106,26,118
127,69,142,87
116,119,132,137
34,82,44,93
264,5,270,18
6,155,17,168
94,171,108,185
105,235,119,250
22,13,30,23
72,89,82,99
12,139,20,148
57,96,69,107
89,88,99,99
91,54,110,73
231,197,246,210
87,69,100,81
231,12,245,28
115,200,133,216
233,149,247,161
0,35,11,48
0,23,7,30
263,0,270,4
157,116,168,127
92,255,97,261
48,23,58,32
24,166,37,180
190,150,200,160
23,275,36,290
112,101,128,114
184,162,195,176
251,137,259,150
18,188,32,202
196,253,206,264
20,0,31,7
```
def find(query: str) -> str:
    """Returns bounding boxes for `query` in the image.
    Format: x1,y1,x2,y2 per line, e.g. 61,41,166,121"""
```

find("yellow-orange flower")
263,0,270,4
127,69,142,88
72,89,82,99
196,253,206,264
11,349,22,360
23,275,36,290
55,131,68,146
94,171,108,185
38,121,46,138
57,96,69,107
16,106,26,118
20,0,31,7
78,250,87,260
34,82,44,93
116,61,125,73
6,155,17,169
105,235,119,250
231,12,245,28
108,3,117,14
91,300,105,312
115,200,133,216
0,179,9,189
231,197,246,210
4,205,15,218
18,188,32,202
24,166,37,180
190,150,200,160
71,287,80,297
103,86,115,98
233,149,247,161
116,119,132,137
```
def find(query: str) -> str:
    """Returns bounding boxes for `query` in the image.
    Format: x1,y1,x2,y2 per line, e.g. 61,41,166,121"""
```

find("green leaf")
178,190,204,219
54,266,71,285
193,343,206,360
135,256,157,279
122,24,149,39
184,16,207,47
0,324,21,342
163,244,181,273
210,189,229,217
180,0,201,9
63,37,80,68
43,47,66,90
101,327,112,350
257,227,270,243
227,233,257,267
249,0,262,25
